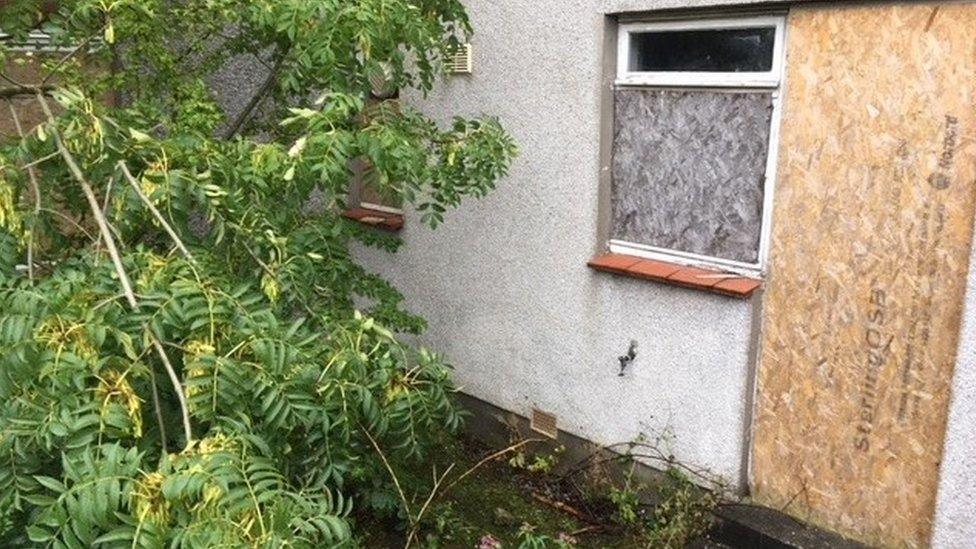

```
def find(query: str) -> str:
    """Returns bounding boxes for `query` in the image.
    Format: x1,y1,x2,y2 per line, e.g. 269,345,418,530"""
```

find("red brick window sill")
341,207,404,232
587,253,762,298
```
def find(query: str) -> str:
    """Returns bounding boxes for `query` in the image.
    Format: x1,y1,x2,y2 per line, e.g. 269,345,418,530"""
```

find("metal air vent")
447,43,473,74
530,408,558,439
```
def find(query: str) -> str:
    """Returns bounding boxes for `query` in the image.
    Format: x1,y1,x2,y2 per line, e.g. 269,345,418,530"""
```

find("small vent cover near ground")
447,43,473,74
530,409,558,439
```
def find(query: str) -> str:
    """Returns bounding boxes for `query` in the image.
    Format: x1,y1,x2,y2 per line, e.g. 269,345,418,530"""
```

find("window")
628,27,775,73
350,96,404,216
343,154,405,232
350,156,404,215
609,16,785,274
617,16,784,87
342,93,405,231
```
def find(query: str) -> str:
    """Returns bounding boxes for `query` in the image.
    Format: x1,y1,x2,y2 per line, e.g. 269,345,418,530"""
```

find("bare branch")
92,175,114,260
147,369,169,453
405,463,455,549
240,239,276,277
20,151,59,171
117,161,195,263
7,99,42,283
0,84,55,99
531,492,590,523
360,423,412,520
402,438,543,548
40,32,101,86
221,50,287,139
0,71,30,89
443,438,544,494
35,93,195,446
148,335,192,444
36,95,137,305
37,207,96,241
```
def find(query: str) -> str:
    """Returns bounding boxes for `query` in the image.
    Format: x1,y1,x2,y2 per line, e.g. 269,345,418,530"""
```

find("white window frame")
616,16,786,89
359,201,404,215
610,15,787,276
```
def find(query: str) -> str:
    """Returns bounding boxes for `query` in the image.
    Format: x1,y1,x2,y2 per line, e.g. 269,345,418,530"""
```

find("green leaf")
26,525,52,543
129,128,152,142
92,528,135,545
33,475,66,493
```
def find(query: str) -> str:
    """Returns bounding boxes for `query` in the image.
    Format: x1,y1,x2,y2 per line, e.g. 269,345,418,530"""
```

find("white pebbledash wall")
356,0,794,491
932,217,976,548
347,0,976,545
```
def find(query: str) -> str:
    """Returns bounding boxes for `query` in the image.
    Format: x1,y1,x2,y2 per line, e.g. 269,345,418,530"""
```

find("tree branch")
405,463,455,549
20,151,59,171
6,99,42,283
360,423,412,519
37,94,137,302
147,369,169,454
35,93,195,446
38,207,96,241
221,50,287,139
0,84,55,99
40,31,101,86
91,175,114,260
442,438,544,494
0,70,30,89
117,161,195,263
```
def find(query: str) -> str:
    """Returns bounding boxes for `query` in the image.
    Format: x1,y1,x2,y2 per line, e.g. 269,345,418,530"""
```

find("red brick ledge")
341,207,404,232
587,253,762,298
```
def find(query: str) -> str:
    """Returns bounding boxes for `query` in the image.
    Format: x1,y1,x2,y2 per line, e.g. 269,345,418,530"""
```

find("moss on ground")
357,437,645,548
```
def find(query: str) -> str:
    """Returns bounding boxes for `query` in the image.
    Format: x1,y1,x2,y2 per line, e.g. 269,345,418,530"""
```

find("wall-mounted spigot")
618,340,637,377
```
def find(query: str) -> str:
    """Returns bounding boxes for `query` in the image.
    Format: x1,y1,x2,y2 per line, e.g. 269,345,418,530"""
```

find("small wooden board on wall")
752,2,976,547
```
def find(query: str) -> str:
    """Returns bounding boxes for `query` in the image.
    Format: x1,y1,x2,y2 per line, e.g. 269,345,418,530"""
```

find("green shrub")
0,1,516,546
642,468,720,549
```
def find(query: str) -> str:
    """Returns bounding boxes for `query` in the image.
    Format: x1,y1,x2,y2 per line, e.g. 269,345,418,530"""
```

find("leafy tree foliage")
0,1,516,546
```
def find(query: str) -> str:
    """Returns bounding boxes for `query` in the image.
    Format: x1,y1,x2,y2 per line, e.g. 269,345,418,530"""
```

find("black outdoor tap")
618,340,637,376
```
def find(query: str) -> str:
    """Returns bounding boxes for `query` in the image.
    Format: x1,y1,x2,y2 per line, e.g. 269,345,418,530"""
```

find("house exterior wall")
356,1,976,545
933,215,976,548
207,0,976,545
356,0,768,490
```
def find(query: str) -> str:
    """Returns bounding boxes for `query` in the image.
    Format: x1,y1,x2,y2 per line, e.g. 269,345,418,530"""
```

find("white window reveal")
350,156,405,215
610,16,786,274
616,16,785,88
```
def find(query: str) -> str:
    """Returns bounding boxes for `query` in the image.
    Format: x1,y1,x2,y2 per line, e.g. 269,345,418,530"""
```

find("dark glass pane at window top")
629,27,775,72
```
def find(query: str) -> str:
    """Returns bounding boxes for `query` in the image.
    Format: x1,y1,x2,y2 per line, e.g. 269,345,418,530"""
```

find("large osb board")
611,89,773,263
752,3,976,547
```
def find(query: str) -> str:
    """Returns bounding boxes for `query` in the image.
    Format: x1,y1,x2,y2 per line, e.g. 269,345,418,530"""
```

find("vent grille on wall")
447,43,473,74
530,409,558,439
